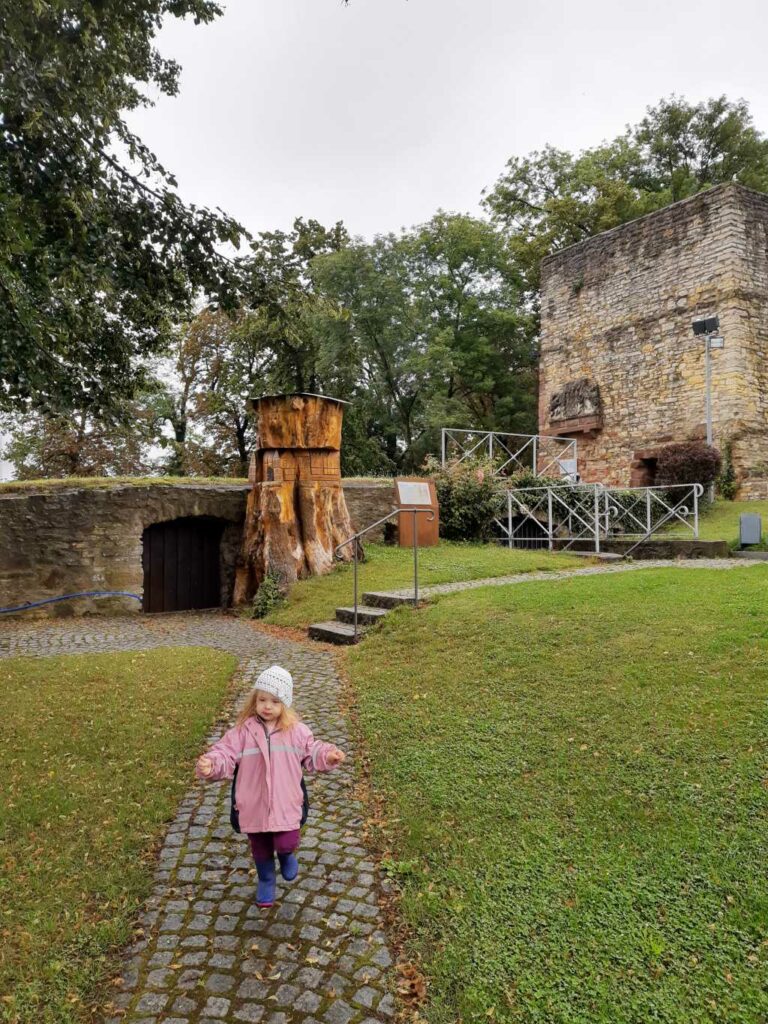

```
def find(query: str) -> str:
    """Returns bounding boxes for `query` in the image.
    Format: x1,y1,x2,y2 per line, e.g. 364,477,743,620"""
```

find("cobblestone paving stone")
0,615,396,1024
384,557,763,599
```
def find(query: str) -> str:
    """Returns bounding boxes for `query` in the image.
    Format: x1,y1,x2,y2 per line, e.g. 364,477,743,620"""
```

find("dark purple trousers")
247,829,301,863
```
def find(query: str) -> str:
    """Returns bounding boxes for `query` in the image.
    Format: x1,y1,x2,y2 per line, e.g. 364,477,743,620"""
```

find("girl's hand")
327,748,346,766
197,755,214,777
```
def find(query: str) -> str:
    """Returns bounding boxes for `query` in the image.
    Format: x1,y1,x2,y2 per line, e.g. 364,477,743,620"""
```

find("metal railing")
441,428,578,480
335,508,436,641
494,482,704,556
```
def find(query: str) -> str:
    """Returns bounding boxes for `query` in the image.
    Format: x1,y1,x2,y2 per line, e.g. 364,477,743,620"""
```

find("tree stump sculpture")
233,394,356,603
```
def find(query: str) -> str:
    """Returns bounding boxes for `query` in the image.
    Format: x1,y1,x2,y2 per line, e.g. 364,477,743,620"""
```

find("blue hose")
0,591,143,614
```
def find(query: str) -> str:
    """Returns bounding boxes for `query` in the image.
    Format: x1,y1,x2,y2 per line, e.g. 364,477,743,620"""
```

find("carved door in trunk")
142,517,223,612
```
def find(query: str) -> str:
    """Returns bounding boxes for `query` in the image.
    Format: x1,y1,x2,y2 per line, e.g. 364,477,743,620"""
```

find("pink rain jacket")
195,717,339,833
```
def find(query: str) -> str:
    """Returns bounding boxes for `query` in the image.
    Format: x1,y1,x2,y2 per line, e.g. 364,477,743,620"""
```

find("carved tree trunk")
233,395,357,604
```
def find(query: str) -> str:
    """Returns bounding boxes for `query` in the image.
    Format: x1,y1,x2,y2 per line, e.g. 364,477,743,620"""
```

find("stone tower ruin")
538,183,768,498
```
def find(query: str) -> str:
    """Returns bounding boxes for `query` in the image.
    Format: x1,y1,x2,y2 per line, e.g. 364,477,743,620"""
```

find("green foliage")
350,566,768,1023
656,441,722,486
484,96,768,294
718,440,737,500
312,213,537,473
0,405,157,478
250,570,286,619
241,217,350,394
1,0,245,413
423,456,505,541
0,647,234,1022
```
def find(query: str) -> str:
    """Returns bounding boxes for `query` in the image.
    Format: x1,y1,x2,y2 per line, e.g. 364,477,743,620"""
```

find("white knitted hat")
254,665,293,707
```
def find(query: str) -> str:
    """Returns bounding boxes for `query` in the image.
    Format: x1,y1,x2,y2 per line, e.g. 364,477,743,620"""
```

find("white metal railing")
334,508,436,640
441,428,578,480
493,482,704,555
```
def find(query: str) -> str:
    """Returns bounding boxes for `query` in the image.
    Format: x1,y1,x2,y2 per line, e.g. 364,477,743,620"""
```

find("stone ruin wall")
0,480,395,618
539,184,768,497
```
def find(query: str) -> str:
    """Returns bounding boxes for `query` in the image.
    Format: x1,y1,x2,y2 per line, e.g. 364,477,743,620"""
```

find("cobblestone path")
384,556,763,599
0,616,395,1024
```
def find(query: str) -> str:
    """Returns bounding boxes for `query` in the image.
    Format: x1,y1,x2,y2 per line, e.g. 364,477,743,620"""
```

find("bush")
423,456,505,541
718,441,737,500
250,570,286,619
655,442,721,487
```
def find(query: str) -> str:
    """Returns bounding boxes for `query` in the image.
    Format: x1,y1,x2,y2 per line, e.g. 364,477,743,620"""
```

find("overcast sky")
2,0,767,481
126,0,768,243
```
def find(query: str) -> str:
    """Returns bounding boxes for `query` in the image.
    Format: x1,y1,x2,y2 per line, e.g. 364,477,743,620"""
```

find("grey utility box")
739,513,763,547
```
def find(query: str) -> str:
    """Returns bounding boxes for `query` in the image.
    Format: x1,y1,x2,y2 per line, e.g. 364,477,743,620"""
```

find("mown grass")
264,542,583,629
0,647,235,1024
698,500,768,546
349,565,768,1024
0,476,249,493
0,475,393,493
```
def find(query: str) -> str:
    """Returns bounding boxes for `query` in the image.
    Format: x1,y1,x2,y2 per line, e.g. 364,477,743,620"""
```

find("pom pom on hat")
254,665,293,707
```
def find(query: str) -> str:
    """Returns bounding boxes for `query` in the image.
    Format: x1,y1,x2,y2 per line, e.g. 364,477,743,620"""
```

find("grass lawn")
264,542,583,629
698,500,768,546
0,646,235,1024
349,565,768,1024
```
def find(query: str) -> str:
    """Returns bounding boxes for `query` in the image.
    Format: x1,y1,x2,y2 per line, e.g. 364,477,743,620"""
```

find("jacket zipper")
259,718,277,817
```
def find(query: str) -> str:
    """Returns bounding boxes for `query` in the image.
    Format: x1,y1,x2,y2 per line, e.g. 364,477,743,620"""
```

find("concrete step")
567,550,623,561
335,605,390,626
361,591,418,609
308,620,366,645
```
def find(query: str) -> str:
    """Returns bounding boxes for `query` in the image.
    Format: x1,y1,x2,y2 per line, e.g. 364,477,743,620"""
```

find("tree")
483,95,768,293
195,307,275,476
311,213,535,472
1,1,245,415
242,218,349,394
0,405,156,478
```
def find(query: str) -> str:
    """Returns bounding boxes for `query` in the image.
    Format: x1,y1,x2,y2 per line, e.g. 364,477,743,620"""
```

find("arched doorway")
142,517,225,613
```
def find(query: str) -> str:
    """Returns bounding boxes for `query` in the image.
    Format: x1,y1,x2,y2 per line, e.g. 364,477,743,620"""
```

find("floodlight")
691,316,720,336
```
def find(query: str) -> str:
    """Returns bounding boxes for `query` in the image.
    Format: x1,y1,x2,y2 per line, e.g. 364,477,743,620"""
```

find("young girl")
195,664,345,907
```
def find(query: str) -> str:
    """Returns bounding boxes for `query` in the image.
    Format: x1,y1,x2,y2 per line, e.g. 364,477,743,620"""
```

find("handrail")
335,507,436,641
621,483,703,559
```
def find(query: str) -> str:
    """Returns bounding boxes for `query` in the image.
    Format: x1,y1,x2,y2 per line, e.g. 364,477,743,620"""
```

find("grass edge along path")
0,645,236,1024
264,542,583,630
348,565,768,1024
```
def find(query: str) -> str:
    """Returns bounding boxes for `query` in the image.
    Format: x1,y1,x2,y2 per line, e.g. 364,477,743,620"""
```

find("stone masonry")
539,184,768,497
0,481,394,618
0,614,396,1024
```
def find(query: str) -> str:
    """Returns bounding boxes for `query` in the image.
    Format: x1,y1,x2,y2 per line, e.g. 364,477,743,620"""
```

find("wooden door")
142,517,223,613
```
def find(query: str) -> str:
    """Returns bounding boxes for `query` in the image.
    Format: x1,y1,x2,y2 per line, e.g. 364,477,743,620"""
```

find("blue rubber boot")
255,859,276,907
278,851,299,881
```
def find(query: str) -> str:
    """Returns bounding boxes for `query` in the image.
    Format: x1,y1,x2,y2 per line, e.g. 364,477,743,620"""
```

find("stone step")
308,620,366,645
361,591,418,609
335,605,390,626
567,550,623,561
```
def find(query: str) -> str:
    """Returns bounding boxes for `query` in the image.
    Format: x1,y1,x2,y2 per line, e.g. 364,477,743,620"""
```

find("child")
195,665,345,908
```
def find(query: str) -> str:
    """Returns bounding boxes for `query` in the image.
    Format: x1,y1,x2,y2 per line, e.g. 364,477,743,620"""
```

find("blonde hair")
237,688,300,730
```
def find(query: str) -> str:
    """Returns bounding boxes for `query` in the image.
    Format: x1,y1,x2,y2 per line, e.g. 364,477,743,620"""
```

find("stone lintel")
544,414,603,437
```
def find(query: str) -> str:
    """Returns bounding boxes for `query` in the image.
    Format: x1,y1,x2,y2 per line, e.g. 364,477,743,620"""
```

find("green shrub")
251,570,286,619
655,441,721,487
718,440,737,500
423,456,505,541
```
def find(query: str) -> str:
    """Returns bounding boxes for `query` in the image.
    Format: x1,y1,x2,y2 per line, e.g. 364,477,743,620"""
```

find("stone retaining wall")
0,481,395,618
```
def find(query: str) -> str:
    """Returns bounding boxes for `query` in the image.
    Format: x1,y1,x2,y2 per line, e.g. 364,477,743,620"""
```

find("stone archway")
142,516,226,613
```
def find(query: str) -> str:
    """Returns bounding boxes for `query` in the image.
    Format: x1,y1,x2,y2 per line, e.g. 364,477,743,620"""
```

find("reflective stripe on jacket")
195,717,337,832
